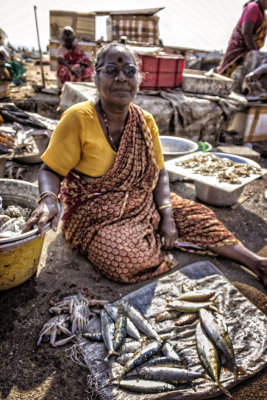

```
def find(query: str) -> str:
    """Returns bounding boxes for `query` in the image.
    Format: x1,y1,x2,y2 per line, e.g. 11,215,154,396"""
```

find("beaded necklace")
99,100,118,152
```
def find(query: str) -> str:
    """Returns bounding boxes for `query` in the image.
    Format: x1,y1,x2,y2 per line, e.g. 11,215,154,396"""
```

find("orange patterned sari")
60,103,239,283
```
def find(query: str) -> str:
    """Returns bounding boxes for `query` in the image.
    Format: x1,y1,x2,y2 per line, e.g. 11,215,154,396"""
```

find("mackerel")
176,289,216,302
199,309,238,378
174,313,198,326
122,301,159,339
82,332,103,342
137,366,203,384
196,321,232,398
104,303,141,340
120,339,164,376
113,378,179,393
113,304,127,352
100,309,116,361
162,342,183,362
167,300,213,313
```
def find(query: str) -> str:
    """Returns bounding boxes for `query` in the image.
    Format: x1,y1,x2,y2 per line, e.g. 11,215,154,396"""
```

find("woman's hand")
22,197,60,237
158,213,178,250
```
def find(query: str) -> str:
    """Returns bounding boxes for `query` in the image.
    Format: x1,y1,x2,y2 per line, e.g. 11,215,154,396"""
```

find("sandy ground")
0,62,266,400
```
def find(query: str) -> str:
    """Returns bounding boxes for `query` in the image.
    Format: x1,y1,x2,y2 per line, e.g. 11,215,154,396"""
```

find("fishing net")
76,261,267,400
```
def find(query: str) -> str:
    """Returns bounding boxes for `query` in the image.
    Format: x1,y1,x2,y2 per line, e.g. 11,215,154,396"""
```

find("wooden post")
34,5,45,88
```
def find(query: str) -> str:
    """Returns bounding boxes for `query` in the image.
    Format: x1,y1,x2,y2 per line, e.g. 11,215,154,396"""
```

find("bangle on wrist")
158,203,172,210
37,191,58,204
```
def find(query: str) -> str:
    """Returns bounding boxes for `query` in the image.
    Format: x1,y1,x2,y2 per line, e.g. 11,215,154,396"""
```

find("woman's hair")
94,42,138,71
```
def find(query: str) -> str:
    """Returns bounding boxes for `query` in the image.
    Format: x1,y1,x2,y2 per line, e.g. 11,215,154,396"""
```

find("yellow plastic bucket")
0,179,63,291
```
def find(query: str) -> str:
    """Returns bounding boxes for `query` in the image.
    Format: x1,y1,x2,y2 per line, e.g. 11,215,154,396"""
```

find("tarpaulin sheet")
78,261,267,399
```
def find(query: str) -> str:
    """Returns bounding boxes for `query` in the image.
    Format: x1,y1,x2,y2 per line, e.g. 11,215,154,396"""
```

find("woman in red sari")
56,26,93,85
218,0,267,77
23,43,267,286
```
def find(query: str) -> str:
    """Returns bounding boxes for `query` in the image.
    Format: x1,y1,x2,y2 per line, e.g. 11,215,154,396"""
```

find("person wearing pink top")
218,0,267,77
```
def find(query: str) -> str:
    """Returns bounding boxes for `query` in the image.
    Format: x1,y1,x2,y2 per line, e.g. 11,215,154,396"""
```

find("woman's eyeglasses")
97,64,137,79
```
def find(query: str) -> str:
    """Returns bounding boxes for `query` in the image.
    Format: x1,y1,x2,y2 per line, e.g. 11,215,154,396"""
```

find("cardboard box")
228,103,267,143
50,10,96,41
107,15,159,44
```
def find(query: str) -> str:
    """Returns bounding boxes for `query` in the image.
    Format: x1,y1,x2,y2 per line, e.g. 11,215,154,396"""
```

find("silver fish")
176,289,216,302
100,309,116,361
199,309,238,378
137,366,203,384
162,342,183,362
82,332,103,342
121,339,164,376
138,356,183,368
174,313,198,326
113,304,127,352
113,378,179,393
196,321,232,398
122,301,159,339
120,339,145,355
155,310,179,322
167,300,213,313
104,303,141,340
116,352,135,365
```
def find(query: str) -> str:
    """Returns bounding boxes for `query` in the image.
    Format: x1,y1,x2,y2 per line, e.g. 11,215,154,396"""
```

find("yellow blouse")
41,101,164,177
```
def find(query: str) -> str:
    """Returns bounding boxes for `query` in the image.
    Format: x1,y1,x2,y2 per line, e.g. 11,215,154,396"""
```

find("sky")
1,0,267,53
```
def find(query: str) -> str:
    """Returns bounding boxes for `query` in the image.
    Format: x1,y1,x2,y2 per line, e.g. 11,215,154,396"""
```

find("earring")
115,76,119,81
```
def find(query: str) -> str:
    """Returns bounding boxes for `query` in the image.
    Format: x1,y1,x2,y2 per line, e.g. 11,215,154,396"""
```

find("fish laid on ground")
174,313,198,326
120,339,164,377
116,352,135,365
113,378,179,393
82,332,103,342
113,303,127,352
196,321,233,398
176,289,216,302
155,310,179,322
120,339,147,355
167,300,213,313
100,309,116,361
137,356,183,368
122,301,159,339
137,366,203,384
104,303,141,340
199,309,238,379
162,341,183,362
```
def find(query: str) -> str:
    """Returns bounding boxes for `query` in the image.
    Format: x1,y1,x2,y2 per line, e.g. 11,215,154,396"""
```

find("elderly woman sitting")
23,42,267,286
56,26,93,85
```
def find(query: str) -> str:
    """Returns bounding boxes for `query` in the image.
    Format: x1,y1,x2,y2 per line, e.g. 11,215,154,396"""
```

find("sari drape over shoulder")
60,103,239,283
218,5,267,77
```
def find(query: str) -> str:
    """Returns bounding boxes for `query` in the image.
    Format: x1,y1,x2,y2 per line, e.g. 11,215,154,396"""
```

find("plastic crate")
138,54,185,90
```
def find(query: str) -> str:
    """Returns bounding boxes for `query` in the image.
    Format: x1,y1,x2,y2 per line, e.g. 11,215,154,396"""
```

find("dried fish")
162,341,183,362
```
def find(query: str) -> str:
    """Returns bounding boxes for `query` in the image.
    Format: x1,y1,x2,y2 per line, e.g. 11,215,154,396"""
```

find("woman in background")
56,26,93,85
218,0,267,77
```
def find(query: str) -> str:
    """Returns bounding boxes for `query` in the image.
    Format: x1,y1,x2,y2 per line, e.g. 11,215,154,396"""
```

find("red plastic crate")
138,54,185,90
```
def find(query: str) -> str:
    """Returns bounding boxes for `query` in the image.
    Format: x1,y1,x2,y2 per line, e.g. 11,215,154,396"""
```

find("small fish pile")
83,298,210,395
37,293,108,347
175,153,261,184
0,196,31,239
153,283,240,397
0,126,35,155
